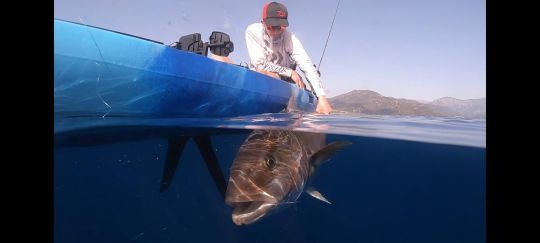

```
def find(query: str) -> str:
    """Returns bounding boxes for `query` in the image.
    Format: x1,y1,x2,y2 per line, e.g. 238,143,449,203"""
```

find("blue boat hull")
54,19,317,121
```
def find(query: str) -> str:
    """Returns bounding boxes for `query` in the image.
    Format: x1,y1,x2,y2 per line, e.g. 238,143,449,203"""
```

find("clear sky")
54,0,485,101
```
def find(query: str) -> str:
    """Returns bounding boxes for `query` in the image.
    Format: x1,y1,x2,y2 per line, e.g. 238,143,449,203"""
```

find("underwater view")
52,0,491,239
54,0,486,241
54,113,485,243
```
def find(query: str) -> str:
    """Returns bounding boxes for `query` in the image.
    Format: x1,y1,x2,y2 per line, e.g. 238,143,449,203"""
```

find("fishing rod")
317,0,341,73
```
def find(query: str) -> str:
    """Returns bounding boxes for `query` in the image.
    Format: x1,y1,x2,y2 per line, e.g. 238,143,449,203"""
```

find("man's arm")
289,34,326,96
289,34,333,114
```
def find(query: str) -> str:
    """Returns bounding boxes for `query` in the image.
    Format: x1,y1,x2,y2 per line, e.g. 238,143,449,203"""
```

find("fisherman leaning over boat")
245,2,333,115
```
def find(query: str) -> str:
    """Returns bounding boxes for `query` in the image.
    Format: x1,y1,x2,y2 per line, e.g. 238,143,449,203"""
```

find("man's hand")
256,69,281,79
291,71,305,89
209,53,234,64
316,95,333,115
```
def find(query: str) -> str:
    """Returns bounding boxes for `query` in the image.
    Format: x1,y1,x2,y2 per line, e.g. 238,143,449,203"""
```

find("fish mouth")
231,201,276,226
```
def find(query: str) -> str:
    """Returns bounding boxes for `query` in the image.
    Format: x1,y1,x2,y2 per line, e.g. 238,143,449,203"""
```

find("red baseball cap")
262,2,289,27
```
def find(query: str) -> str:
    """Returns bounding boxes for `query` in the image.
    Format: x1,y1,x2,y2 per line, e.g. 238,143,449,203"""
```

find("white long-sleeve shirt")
245,23,326,97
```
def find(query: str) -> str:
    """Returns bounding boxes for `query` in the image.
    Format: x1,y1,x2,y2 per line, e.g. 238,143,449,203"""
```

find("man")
245,2,333,115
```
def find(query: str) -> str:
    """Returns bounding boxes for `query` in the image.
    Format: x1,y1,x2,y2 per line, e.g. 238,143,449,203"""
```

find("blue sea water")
54,113,485,243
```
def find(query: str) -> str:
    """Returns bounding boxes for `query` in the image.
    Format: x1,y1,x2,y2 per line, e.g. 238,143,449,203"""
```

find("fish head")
225,130,307,225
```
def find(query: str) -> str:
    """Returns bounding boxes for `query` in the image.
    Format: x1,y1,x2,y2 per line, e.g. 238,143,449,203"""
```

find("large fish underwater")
225,129,351,226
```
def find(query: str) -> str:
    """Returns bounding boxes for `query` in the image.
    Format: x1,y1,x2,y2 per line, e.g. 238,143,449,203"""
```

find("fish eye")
264,157,276,169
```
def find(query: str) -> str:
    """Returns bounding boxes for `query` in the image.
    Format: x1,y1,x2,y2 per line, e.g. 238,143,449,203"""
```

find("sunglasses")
266,25,286,31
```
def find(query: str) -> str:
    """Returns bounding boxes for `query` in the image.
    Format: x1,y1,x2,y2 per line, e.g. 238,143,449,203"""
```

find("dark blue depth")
54,131,485,243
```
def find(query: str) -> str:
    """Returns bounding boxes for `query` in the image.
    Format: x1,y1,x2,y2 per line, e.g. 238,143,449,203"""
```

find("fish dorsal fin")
309,140,352,170
306,186,332,204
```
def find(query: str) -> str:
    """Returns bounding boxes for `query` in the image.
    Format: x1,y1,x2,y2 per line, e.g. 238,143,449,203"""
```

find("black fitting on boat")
208,31,234,57
176,33,208,56
175,32,234,57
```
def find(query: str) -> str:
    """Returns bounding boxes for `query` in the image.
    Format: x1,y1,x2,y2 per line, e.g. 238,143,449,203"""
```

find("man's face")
264,24,286,38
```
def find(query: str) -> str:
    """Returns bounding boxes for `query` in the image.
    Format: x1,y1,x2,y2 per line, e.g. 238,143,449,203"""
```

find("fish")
225,129,351,225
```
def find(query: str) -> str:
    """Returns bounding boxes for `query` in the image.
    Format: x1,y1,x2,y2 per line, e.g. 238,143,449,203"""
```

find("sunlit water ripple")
55,112,485,148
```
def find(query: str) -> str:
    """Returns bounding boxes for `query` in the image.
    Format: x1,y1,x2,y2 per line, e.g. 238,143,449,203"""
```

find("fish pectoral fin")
310,141,352,169
306,186,332,204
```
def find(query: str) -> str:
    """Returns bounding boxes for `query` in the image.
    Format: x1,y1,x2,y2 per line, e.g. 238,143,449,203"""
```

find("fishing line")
78,17,112,118
317,0,341,72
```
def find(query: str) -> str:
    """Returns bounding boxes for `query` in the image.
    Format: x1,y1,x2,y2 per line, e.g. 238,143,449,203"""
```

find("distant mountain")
329,90,486,118
414,99,432,104
429,97,486,118
329,90,443,116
